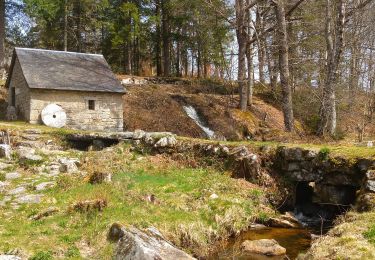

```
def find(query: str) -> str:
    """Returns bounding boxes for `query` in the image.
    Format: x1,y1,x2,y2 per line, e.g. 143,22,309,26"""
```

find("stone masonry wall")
8,57,31,120
29,89,124,131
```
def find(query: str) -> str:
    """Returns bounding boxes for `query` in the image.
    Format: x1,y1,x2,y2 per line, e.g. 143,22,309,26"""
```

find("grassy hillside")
0,125,273,259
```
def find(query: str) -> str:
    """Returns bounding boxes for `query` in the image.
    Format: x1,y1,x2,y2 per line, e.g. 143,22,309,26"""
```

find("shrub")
364,225,375,244
65,246,81,258
29,251,53,260
318,147,331,161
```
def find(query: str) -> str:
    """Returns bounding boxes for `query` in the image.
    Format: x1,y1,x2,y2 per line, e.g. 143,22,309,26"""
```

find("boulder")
15,194,44,204
277,146,304,161
17,147,43,163
59,158,80,174
365,180,375,193
268,212,302,228
133,130,146,140
0,162,11,170
154,136,177,148
8,186,26,195
241,239,286,256
5,172,21,180
112,225,196,260
35,182,56,191
0,255,22,260
23,129,42,135
0,144,11,160
0,181,9,193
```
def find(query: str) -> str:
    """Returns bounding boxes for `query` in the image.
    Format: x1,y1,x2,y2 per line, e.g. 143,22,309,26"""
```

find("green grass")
178,136,375,159
0,146,271,258
364,224,375,244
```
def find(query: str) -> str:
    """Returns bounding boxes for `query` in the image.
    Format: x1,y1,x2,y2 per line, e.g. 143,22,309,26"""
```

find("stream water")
208,227,311,260
182,105,215,139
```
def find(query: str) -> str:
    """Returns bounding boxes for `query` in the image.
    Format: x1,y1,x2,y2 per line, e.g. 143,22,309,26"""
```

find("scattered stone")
5,172,21,180
17,147,43,163
15,194,44,204
30,207,59,220
0,162,11,171
209,193,219,200
21,134,39,141
0,255,22,260
23,129,42,135
241,239,286,256
35,182,56,191
113,226,196,260
154,136,177,148
133,130,146,140
249,224,267,230
17,141,44,149
267,212,302,229
143,194,159,204
8,186,26,195
143,133,155,145
365,180,375,193
0,144,11,160
0,181,9,192
59,158,80,173
88,172,112,184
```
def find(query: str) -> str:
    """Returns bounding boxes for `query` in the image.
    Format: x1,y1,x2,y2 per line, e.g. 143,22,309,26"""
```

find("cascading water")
183,105,215,139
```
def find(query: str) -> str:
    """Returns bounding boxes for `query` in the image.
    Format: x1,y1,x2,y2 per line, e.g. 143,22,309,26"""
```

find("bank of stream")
209,227,311,259
62,132,375,259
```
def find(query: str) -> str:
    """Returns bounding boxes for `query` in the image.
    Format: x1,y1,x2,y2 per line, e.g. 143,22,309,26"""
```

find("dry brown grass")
299,211,375,259
123,83,307,141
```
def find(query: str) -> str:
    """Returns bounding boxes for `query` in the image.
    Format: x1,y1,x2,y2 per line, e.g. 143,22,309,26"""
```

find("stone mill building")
5,48,125,131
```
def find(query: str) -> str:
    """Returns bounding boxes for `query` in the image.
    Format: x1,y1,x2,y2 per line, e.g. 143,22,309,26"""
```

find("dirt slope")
123,80,305,141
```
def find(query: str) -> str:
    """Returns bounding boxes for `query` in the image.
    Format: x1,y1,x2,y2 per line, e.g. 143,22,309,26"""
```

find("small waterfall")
183,105,215,139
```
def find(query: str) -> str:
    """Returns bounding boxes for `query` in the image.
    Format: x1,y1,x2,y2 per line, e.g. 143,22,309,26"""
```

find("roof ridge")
15,47,103,57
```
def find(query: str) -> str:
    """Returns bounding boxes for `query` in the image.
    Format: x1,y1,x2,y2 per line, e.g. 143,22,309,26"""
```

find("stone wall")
275,146,374,205
29,89,124,131
8,57,31,120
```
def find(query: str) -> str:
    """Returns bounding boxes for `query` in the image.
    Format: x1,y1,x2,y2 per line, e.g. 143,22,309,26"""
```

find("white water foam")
183,105,215,139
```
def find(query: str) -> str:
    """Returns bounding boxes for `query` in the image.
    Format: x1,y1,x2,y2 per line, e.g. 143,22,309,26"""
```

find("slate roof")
6,48,125,93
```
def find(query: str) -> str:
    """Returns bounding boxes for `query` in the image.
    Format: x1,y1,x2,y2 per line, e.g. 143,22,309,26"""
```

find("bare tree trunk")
246,44,254,107
0,0,4,68
64,0,68,52
274,0,294,132
162,0,170,77
246,1,254,107
266,33,278,97
317,0,345,136
256,7,266,85
155,0,162,76
75,0,82,52
236,0,248,111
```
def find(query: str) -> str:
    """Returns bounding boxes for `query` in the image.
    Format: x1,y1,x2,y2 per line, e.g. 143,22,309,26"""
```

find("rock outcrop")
109,224,195,260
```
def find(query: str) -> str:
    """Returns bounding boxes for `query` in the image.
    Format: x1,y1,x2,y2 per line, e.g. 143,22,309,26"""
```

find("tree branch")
248,0,307,45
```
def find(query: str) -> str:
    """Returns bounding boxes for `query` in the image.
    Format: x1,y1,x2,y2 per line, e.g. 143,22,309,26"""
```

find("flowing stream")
183,105,215,139
209,227,311,260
